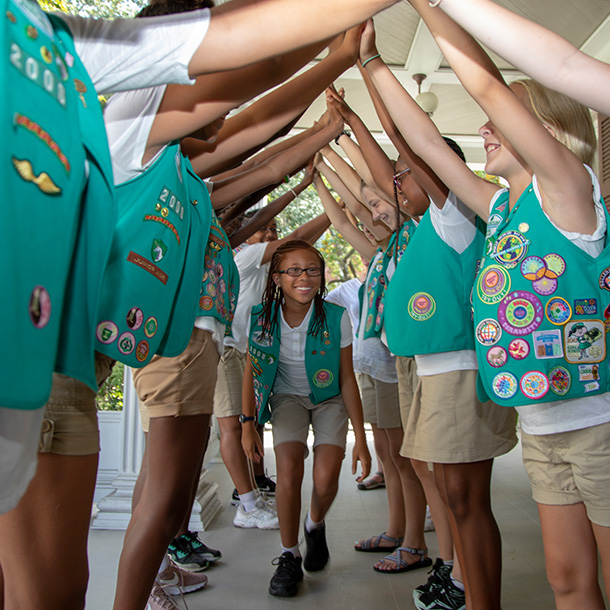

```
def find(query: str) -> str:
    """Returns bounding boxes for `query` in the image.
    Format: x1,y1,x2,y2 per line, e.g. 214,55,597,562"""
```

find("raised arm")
320,145,364,204
436,0,610,116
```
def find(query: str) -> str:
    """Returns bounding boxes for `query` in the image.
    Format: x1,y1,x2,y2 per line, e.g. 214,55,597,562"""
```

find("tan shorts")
357,373,401,429
396,356,418,429
40,352,116,456
521,422,610,526
213,346,246,418
133,328,219,433
269,393,348,455
401,369,517,463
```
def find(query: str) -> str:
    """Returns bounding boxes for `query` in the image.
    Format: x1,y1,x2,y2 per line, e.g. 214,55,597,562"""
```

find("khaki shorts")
396,356,418,429
357,372,401,429
213,346,246,418
40,352,116,456
269,393,348,456
521,421,610,527
401,369,517,463
133,328,219,433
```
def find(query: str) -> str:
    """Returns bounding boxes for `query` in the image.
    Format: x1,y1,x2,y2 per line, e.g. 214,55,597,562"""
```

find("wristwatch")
238,414,255,424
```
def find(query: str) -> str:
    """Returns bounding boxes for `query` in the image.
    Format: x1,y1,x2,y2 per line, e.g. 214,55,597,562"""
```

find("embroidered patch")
151,239,167,263
365,313,374,332
144,317,158,338
476,319,502,346
549,366,571,396
508,338,530,360
28,285,51,329
574,298,597,316
532,276,557,296
532,329,564,359
491,372,518,399
486,346,507,368
14,114,70,173
313,369,334,388
497,291,543,336
477,265,511,304
545,297,572,325
599,267,610,292
564,319,605,364
126,307,143,330
135,340,150,363
518,222,530,233
143,215,180,244
543,253,566,279
520,371,549,400
408,292,436,321
584,381,600,393
12,157,60,195
96,321,118,344
199,296,213,311
520,256,546,281
578,363,600,382
118,332,135,355
127,251,168,285
493,231,529,267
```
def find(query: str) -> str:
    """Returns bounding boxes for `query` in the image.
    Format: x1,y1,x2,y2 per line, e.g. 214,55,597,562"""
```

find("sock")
282,544,301,558
157,554,170,576
305,510,324,533
451,575,465,591
443,559,454,567
239,489,258,512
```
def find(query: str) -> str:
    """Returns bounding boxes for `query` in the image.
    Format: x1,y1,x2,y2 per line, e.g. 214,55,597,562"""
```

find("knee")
545,560,593,598
313,471,339,499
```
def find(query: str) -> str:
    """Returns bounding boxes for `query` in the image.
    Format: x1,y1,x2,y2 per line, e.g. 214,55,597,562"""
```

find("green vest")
2,1,114,408
474,182,610,406
384,205,485,357
248,301,344,424
359,249,389,340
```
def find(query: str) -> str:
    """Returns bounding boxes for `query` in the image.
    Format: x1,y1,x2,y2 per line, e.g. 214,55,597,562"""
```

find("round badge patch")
408,292,436,321
498,291,543,336
144,317,158,338
532,276,558,296
136,340,150,363
477,265,510,304
365,313,374,332
520,371,550,400
118,332,136,355
313,369,334,388
126,307,143,330
96,321,118,344
543,253,566,279
508,338,530,360
476,319,502,346
599,267,610,292
546,297,572,325
493,231,529,267
518,222,530,233
28,285,51,329
492,372,518,400
487,346,508,368
199,296,214,311
520,256,547,281
549,366,571,396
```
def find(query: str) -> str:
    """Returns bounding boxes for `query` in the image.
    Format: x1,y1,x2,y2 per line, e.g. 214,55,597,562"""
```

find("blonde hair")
514,79,596,166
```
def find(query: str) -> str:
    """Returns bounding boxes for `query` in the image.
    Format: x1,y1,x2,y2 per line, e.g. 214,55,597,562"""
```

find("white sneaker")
146,584,180,610
424,506,435,532
233,496,279,529
157,563,208,595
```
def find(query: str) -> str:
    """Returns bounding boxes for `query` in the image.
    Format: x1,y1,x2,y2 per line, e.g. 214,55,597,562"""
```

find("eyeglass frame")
392,167,411,190
277,266,322,277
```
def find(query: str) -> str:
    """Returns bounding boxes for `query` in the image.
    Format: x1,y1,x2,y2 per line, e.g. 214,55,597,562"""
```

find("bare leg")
253,423,266,478
592,522,610,599
218,415,256,495
113,414,210,610
0,453,98,610
274,442,306,548
309,444,345,523
538,502,605,610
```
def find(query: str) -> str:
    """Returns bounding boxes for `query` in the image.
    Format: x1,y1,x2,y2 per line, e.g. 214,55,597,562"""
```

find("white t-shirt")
415,192,479,376
274,304,353,396
505,168,610,435
226,243,270,354
325,278,362,347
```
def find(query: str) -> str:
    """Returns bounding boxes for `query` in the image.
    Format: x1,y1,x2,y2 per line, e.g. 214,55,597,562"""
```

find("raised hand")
359,18,379,64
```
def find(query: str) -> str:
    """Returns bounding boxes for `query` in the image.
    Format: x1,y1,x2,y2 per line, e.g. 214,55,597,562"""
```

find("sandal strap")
397,546,428,558
360,532,403,550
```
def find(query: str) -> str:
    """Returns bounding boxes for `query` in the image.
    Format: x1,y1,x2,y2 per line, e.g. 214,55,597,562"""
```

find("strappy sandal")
357,471,385,490
354,532,403,553
373,546,433,573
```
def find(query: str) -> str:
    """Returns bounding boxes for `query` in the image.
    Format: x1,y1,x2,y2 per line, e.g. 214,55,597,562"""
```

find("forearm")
322,147,363,203
341,371,367,442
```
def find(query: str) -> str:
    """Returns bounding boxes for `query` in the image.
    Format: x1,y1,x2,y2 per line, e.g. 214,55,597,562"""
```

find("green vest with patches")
359,249,390,340
2,1,115,408
96,143,206,366
473,182,610,406
248,302,344,424
384,205,485,357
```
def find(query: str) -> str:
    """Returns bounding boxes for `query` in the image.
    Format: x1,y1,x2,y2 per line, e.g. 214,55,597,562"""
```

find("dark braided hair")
258,240,327,339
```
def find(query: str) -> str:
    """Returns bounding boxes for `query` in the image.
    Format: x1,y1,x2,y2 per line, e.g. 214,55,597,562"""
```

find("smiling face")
362,185,397,230
246,220,278,244
393,158,429,217
273,248,323,309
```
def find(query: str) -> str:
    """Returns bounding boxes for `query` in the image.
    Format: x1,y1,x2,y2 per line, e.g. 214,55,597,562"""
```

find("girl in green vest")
241,240,371,598
371,1,610,607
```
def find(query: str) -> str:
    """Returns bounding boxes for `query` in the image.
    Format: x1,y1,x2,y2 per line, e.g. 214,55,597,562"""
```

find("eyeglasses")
277,266,322,277
260,225,278,234
392,167,411,190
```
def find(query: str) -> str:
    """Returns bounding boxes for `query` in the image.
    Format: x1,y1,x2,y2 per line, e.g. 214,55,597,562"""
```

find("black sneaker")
269,552,303,597
303,522,329,572
255,474,276,497
414,558,452,597
414,580,466,610
181,531,222,563
167,537,209,573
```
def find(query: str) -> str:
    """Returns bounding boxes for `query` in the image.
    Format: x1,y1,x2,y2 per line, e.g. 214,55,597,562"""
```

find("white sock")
305,511,324,533
451,575,465,591
281,544,301,558
240,489,258,512
157,554,170,576
443,559,454,567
